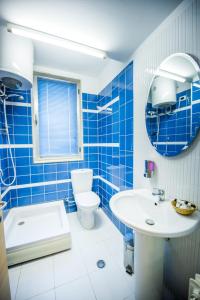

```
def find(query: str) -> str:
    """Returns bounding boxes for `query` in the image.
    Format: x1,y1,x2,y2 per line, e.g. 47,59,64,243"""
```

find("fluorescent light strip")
157,69,186,83
7,23,106,59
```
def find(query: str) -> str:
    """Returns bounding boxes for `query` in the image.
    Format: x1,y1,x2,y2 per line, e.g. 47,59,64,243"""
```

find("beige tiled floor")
8,209,135,300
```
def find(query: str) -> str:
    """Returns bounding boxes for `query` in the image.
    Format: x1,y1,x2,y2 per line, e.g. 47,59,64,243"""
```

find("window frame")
32,72,83,163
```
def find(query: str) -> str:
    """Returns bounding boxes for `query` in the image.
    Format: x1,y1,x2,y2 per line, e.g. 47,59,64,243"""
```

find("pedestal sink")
110,189,200,300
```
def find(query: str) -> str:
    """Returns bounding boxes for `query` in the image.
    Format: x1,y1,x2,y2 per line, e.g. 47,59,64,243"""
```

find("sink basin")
110,188,200,238
110,189,200,300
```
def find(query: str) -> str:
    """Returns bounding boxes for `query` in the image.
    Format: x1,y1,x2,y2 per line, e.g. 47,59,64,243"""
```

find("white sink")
110,188,200,238
110,189,200,300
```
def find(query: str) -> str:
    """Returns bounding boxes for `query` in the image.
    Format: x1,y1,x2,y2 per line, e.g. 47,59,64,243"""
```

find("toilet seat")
75,191,100,208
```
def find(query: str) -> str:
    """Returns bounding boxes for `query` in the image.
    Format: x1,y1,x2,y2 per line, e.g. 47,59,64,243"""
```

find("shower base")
4,200,71,266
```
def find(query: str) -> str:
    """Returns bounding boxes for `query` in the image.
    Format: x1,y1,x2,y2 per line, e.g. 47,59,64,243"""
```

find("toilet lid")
75,191,100,207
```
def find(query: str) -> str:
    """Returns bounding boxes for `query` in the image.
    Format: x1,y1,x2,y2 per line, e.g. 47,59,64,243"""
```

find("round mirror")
146,53,200,156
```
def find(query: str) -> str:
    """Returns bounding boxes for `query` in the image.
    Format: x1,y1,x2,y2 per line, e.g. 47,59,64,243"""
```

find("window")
33,73,83,163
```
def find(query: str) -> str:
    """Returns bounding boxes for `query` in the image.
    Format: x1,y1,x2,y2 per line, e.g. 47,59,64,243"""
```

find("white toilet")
71,169,100,229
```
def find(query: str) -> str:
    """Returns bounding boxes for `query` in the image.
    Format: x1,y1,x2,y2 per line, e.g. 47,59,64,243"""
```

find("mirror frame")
146,52,200,157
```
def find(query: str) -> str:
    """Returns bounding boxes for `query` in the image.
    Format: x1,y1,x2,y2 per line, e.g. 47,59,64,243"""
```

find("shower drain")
97,260,106,269
18,221,25,226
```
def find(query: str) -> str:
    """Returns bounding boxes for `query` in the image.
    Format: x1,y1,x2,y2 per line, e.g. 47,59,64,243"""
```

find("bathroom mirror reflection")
146,53,200,156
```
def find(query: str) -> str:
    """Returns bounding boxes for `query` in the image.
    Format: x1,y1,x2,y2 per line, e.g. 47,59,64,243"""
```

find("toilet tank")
71,169,93,195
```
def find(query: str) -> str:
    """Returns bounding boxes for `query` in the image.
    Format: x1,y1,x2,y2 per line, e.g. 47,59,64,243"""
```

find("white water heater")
0,26,33,90
151,76,176,108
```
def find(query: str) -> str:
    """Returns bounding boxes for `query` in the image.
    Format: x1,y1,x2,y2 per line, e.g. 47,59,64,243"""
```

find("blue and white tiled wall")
0,90,99,213
97,62,134,235
0,62,134,236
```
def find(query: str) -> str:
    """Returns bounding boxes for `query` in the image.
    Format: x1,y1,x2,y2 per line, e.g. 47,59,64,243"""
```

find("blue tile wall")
98,62,133,189
0,62,134,236
97,62,134,235
0,91,99,212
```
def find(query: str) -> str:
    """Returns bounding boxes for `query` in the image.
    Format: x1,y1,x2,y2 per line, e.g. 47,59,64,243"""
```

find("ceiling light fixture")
157,69,186,83
7,23,106,59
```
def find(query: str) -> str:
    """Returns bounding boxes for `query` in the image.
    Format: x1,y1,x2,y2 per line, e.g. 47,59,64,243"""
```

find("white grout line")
147,106,190,118
82,96,120,113
12,175,99,190
0,144,33,149
97,96,119,113
193,83,200,89
1,175,119,199
5,96,120,113
1,187,11,199
82,109,99,113
6,101,32,107
192,99,200,104
10,179,71,190
147,99,200,119
0,143,120,149
1,176,99,195
84,143,120,147
173,106,189,113
96,175,120,191
153,141,188,145
5,97,199,115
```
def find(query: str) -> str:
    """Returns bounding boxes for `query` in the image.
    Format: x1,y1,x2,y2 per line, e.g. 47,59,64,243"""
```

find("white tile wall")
133,0,200,298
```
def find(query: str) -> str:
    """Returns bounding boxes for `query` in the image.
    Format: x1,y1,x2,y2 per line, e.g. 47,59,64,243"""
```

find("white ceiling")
0,0,182,77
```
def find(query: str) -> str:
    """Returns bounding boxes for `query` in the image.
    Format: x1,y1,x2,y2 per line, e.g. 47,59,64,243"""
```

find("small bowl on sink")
171,199,197,216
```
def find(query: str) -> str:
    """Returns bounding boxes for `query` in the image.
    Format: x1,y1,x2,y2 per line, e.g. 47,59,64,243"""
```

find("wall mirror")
145,53,200,156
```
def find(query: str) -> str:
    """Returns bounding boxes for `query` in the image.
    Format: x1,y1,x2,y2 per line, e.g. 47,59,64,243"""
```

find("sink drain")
18,221,25,226
97,260,106,269
145,219,155,226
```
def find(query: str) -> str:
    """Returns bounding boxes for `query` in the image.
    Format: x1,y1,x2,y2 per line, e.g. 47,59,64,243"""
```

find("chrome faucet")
152,188,165,201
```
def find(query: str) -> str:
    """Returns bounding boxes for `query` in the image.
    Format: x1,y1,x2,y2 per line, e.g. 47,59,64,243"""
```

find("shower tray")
4,200,71,266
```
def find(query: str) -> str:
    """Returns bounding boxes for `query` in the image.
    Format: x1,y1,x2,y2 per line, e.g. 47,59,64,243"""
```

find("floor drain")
97,260,106,269
145,219,155,226
18,221,25,226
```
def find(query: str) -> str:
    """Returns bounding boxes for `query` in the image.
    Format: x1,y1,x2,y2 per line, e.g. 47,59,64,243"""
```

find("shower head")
6,94,24,101
0,93,24,104
1,77,22,90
